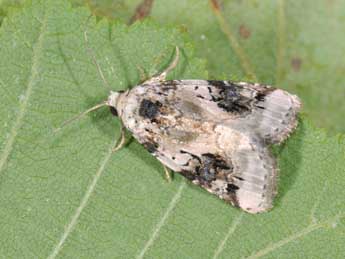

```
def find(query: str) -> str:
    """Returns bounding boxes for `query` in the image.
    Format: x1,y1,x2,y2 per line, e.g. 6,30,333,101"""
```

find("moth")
59,47,301,214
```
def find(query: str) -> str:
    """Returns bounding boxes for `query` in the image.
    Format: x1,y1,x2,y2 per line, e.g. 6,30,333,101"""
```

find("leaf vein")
309,181,328,224
213,213,244,259
246,213,345,259
0,8,48,175
136,182,186,259
47,138,118,259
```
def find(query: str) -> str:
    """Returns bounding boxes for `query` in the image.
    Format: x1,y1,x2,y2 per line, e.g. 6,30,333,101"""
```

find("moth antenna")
166,46,180,73
155,46,180,81
54,101,108,133
83,15,112,91
144,46,180,84
160,46,180,78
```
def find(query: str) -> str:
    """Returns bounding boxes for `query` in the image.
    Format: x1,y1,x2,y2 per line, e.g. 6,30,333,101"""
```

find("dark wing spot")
179,151,233,185
207,80,229,88
139,99,162,119
255,93,266,102
217,85,250,113
207,81,253,114
233,176,244,181
157,92,168,96
198,157,217,181
180,150,202,163
143,141,158,153
226,183,239,193
197,153,233,182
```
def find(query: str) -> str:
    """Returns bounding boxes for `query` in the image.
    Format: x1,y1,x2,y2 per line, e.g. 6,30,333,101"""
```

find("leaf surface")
0,1,344,259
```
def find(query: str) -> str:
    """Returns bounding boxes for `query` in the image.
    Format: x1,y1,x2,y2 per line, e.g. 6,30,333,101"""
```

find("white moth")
59,46,301,214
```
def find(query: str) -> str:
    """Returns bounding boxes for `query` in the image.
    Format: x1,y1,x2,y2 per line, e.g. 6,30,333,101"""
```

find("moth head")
107,90,125,117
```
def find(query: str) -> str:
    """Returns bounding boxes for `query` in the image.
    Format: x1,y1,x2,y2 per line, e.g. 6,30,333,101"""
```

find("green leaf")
78,0,345,134
0,1,344,259
0,0,25,24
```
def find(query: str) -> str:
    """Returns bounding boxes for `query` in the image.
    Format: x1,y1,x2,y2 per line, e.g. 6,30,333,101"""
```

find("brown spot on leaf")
291,57,302,72
327,0,335,6
86,0,126,19
210,0,222,11
129,0,154,25
239,24,251,39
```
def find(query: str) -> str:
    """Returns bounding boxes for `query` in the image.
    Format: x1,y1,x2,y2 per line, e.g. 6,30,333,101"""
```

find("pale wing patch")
244,89,301,144
216,125,276,213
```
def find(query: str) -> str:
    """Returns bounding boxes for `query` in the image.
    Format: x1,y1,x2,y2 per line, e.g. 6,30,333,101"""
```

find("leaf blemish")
239,24,251,39
291,57,302,72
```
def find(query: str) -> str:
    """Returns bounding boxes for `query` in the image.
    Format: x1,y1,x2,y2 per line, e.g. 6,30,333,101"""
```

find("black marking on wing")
143,141,159,153
255,92,266,102
176,150,240,207
157,91,169,96
197,153,232,183
233,176,244,181
207,80,228,88
206,80,276,116
139,99,162,119
217,85,250,113
179,152,233,184
226,183,239,193
207,80,251,114
180,150,201,166
161,80,180,90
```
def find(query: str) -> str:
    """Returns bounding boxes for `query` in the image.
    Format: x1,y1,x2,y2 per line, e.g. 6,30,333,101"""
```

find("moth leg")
163,165,172,183
144,46,180,84
112,124,126,153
